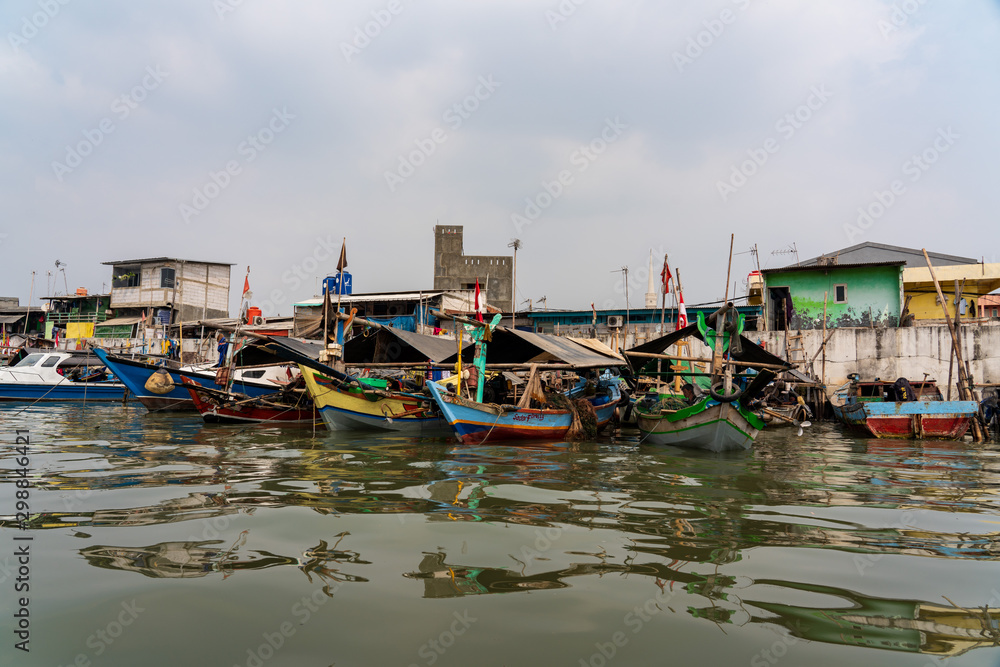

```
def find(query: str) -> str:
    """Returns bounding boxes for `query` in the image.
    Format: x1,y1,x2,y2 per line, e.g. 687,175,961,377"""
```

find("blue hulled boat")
92,348,286,412
0,350,126,401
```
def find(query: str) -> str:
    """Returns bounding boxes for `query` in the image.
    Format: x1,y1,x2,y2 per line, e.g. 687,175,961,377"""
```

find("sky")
3,0,999,316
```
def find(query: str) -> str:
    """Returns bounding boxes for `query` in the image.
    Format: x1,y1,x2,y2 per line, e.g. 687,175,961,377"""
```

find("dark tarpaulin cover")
439,327,624,368
343,327,472,364
624,324,790,370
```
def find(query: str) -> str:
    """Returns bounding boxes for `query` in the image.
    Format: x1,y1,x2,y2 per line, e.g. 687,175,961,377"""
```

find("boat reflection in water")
746,580,1000,658
79,533,370,592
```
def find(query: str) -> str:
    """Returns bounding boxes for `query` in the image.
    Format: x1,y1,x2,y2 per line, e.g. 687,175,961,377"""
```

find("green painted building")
761,261,904,330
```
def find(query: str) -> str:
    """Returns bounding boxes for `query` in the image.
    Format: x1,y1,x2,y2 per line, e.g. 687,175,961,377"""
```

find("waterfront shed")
761,261,905,330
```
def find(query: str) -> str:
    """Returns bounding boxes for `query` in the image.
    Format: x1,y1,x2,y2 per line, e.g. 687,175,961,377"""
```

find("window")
112,266,141,288
834,284,847,303
41,356,60,367
14,354,44,367
160,268,175,288
993,308,998,317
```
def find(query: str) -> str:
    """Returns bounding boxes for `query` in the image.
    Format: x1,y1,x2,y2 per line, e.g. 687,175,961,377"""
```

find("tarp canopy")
0,315,26,324
343,327,472,364
440,327,625,368
242,334,332,376
624,323,791,371
95,316,142,327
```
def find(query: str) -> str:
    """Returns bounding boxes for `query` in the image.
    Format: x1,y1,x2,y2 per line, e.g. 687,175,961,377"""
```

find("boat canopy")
440,327,625,368
343,327,473,364
623,323,790,371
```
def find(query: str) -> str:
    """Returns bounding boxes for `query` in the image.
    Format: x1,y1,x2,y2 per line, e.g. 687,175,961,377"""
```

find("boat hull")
301,366,450,435
637,401,760,452
426,381,615,444
832,400,976,439
183,378,318,425
0,382,126,402
93,348,279,412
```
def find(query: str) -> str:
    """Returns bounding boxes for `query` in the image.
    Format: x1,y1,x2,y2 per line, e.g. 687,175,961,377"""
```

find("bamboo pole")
922,249,984,442
820,291,828,385
626,350,791,371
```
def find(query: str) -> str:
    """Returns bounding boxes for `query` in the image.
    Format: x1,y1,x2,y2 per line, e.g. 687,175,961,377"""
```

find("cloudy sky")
3,0,999,316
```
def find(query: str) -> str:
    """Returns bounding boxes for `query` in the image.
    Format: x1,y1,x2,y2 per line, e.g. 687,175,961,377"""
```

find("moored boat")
831,376,977,439
300,365,450,434
180,376,319,425
425,371,618,445
92,347,290,412
624,303,793,452
0,349,126,401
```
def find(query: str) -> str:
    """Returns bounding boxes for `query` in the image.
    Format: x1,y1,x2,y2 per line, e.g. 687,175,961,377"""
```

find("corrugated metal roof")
0,314,25,324
101,258,235,266
295,291,443,307
761,261,905,274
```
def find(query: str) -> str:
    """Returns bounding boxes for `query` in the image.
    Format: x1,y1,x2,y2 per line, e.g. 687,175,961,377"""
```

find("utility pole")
508,239,521,328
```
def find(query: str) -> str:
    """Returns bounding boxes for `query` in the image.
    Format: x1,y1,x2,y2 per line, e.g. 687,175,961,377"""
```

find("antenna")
54,259,69,295
771,243,799,264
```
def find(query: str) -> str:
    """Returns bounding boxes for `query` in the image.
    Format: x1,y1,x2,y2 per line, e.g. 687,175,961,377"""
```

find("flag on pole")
474,278,484,322
660,255,672,293
241,268,253,302
337,239,348,273
676,290,688,330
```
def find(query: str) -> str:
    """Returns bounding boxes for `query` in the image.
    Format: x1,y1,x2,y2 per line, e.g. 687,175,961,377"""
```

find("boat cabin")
849,379,942,403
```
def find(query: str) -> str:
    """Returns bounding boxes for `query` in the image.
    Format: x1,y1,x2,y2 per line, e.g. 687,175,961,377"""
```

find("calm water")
1,403,999,667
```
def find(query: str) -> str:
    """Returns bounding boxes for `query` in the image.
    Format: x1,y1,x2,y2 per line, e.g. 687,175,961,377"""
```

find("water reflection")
4,405,1000,661
746,580,1000,657
79,532,370,592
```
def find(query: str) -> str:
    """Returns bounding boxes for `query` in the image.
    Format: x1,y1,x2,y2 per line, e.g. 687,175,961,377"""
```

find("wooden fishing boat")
425,374,617,445
0,349,126,401
831,376,977,439
634,393,764,452
624,303,792,452
300,365,451,434
93,347,289,412
180,376,319,425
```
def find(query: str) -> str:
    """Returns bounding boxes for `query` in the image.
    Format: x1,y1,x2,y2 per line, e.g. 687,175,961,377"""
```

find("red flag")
242,274,250,297
660,255,672,293
474,278,484,322
676,290,688,330
336,240,348,273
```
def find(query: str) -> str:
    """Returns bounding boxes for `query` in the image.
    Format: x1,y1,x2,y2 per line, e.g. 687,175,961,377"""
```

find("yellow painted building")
902,263,1000,321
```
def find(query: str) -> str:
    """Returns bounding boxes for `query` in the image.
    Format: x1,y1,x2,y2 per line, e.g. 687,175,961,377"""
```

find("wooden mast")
922,249,984,442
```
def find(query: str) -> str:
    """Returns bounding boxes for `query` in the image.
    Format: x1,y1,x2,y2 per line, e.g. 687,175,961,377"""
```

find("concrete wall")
751,324,1000,391
433,225,513,308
